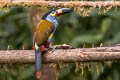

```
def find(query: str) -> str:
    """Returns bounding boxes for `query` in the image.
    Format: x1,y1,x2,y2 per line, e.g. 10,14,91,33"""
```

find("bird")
33,8,73,79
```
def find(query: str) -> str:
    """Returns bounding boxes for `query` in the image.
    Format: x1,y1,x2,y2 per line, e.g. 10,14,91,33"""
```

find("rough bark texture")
0,1,120,8
0,47,120,64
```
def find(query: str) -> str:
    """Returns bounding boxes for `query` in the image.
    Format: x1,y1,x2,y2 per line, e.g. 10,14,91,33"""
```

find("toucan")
33,8,73,79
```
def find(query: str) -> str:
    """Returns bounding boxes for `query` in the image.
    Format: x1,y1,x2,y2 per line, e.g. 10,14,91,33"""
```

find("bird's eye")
50,11,56,17
50,11,55,14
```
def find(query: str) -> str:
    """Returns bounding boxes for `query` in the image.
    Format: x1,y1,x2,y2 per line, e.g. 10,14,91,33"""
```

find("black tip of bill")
62,8,73,14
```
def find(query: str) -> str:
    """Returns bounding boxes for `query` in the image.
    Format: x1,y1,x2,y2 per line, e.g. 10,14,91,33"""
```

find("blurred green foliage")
56,8,120,47
0,7,32,50
0,5,120,80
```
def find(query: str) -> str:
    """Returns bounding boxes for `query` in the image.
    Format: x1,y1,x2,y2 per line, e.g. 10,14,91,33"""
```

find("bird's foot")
49,45,57,52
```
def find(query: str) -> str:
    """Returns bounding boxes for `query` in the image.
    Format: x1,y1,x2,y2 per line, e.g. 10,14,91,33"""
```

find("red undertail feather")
41,45,45,52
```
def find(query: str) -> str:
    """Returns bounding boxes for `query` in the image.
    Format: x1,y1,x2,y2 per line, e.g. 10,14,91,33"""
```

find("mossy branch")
0,47,120,64
0,1,120,15
0,0,120,8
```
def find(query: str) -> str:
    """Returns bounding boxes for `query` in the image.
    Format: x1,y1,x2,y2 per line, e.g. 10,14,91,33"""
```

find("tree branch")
0,0,120,8
0,47,120,64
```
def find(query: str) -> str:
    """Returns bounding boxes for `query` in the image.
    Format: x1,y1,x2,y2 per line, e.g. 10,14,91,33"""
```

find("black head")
42,8,73,19
42,10,55,19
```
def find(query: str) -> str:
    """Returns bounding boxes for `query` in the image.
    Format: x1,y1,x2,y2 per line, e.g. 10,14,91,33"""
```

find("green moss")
0,2,115,16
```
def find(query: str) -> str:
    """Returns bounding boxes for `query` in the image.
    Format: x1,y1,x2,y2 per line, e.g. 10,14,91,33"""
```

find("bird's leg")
45,41,50,48
41,45,45,53
49,43,56,51
45,41,56,51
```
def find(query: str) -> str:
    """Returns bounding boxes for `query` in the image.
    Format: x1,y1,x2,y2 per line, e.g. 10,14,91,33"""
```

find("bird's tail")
35,48,41,79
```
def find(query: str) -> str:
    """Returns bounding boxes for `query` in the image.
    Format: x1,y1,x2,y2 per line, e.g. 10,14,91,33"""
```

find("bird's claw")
49,45,56,52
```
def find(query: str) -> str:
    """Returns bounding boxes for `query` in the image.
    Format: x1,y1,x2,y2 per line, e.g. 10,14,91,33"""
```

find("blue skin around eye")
45,11,58,43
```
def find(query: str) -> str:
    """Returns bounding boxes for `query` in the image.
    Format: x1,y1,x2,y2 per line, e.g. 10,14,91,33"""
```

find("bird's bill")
55,8,73,16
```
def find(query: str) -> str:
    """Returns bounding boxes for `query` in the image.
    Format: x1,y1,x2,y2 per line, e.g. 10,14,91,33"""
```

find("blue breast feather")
45,11,58,42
